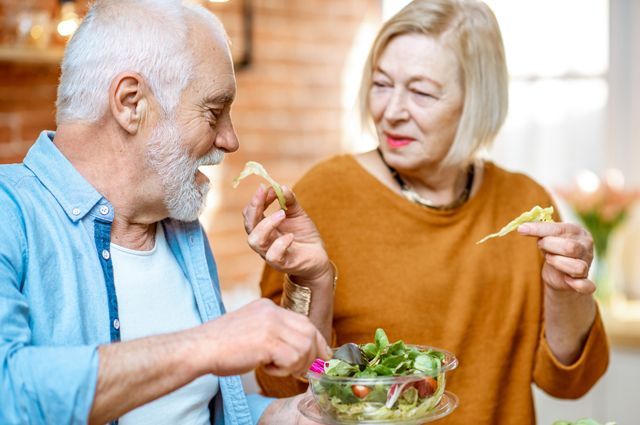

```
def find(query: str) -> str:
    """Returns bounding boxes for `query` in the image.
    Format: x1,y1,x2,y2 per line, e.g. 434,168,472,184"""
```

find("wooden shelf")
0,46,64,65
603,297,640,349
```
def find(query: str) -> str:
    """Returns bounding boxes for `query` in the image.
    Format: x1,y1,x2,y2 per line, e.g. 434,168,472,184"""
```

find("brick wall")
0,0,381,291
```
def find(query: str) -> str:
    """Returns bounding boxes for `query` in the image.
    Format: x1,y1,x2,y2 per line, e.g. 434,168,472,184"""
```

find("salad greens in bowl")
304,329,458,423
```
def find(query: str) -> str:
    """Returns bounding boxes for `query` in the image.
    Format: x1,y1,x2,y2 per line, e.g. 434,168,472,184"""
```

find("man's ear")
109,72,149,135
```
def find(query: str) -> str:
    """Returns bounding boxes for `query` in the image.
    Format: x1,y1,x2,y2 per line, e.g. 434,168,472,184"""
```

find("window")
378,0,610,188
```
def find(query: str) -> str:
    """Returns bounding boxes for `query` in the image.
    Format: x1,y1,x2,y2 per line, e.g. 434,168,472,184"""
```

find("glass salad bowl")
300,329,459,424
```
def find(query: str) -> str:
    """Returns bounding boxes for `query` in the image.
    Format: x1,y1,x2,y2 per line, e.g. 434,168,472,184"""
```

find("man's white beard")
146,118,224,221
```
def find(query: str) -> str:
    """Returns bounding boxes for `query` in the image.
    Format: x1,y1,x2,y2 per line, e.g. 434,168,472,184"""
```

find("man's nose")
215,114,239,153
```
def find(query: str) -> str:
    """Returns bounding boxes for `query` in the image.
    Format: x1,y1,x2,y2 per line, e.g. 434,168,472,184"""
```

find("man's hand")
243,185,333,285
518,221,595,294
192,299,331,377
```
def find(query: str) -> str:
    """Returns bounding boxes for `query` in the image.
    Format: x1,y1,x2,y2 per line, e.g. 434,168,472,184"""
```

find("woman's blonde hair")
360,0,508,169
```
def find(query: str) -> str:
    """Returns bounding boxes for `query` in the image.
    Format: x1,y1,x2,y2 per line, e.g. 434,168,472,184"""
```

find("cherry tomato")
414,376,438,398
351,384,371,398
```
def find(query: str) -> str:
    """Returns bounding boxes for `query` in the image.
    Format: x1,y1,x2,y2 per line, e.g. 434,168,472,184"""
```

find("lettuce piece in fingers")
477,205,554,244
232,161,287,210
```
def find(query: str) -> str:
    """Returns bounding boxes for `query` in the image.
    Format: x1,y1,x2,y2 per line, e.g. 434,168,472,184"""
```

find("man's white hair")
56,0,227,124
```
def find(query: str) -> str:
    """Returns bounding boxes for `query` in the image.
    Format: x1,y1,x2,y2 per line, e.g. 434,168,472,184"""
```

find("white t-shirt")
111,224,218,425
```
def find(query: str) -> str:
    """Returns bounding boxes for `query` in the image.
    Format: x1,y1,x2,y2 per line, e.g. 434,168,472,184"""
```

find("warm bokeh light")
576,169,601,193
605,168,625,191
30,25,44,40
57,2,80,38
57,19,78,37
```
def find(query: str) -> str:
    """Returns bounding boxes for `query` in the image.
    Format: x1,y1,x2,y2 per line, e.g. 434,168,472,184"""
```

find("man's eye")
208,110,221,122
372,81,389,88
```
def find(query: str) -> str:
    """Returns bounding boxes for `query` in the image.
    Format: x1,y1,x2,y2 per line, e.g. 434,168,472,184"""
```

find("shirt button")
99,205,109,215
113,319,120,330
189,236,195,245
72,208,81,216
102,249,110,260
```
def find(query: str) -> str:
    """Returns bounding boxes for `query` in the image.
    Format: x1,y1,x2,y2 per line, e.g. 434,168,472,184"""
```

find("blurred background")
0,0,638,423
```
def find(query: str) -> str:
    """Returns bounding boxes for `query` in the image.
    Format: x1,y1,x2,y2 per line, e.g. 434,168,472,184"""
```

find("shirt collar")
23,131,103,223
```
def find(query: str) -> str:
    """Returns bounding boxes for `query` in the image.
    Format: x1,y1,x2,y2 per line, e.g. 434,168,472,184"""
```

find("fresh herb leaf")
325,359,359,377
414,354,440,373
333,343,365,366
362,343,378,360
375,328,389,351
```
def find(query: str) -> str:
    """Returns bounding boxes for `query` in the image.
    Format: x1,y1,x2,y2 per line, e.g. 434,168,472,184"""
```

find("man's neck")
54,123,166,249
111,218,157,251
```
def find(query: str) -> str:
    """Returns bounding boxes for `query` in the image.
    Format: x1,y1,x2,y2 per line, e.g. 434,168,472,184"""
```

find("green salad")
307,329,453,422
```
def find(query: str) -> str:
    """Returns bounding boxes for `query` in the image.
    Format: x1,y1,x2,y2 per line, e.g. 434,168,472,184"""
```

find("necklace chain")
376,148,474,211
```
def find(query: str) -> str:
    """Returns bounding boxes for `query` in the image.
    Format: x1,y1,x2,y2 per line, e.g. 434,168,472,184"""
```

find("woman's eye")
372,80,389,88
411,89,432,97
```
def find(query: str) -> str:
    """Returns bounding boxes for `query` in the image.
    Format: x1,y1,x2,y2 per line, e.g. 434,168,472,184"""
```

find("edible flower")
310,358,327,374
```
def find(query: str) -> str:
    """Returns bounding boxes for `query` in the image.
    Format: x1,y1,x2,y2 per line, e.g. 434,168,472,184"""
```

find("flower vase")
592,253,612,305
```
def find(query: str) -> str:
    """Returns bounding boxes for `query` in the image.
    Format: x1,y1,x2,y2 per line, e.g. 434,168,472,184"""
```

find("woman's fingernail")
272,209,285,221
518,224,531,233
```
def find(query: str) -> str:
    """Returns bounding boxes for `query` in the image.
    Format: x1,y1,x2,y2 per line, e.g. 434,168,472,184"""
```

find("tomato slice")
413,376,438,398
351,384,371,399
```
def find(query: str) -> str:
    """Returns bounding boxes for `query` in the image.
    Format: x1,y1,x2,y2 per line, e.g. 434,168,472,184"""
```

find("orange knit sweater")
257,155,609,424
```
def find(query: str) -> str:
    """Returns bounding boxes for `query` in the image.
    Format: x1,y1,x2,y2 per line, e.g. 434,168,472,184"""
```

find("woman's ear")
109,72,149,135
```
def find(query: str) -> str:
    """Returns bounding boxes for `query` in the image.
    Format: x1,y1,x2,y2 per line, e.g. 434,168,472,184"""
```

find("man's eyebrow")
203,93,235,105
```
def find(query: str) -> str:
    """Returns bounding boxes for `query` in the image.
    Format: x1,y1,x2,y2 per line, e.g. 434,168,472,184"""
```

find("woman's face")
369,33,464,172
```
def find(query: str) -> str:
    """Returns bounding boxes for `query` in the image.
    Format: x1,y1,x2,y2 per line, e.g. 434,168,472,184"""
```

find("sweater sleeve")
256,159,347,397
533,304,609,398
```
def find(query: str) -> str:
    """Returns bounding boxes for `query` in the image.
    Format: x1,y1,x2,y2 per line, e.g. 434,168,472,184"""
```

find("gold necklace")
376,148,474,211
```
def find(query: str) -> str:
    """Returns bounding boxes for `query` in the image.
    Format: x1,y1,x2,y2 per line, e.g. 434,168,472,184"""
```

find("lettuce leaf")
552,420,616,425
477,205,554,244
232,161,287,210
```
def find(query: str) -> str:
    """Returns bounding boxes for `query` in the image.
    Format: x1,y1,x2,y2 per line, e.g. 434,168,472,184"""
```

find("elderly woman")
243,0,609,422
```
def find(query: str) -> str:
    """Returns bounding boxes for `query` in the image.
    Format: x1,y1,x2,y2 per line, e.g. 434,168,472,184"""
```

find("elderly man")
0,1,336,424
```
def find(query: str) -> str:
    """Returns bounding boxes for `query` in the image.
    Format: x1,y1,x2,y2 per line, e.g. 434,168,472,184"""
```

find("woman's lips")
385,135,414,148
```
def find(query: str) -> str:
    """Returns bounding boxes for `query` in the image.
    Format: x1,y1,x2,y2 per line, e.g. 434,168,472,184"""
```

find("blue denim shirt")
0,131,272,425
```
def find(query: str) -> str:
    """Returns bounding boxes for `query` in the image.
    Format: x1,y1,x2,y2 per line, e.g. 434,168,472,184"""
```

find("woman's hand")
518,221,595,294
518,221,597,364
258,389,322,424
243,184,333,285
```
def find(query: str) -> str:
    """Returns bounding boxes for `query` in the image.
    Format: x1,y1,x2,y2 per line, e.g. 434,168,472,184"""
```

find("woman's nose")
383,90,410,122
